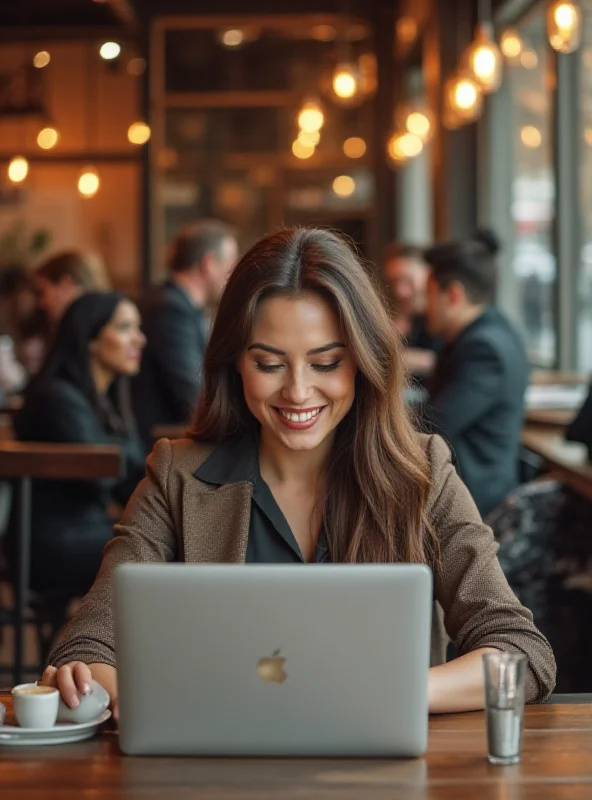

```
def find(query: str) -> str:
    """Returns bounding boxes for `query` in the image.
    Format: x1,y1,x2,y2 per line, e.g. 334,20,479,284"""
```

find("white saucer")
0,710,111,746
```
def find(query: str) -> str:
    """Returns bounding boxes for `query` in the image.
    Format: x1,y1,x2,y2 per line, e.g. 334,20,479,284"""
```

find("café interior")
2,0,592,794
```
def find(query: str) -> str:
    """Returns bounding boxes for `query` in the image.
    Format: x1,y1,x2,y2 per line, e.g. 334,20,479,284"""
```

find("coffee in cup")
11,683,59,729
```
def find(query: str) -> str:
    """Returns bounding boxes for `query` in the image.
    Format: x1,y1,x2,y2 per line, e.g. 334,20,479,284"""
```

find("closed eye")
312,361,341,372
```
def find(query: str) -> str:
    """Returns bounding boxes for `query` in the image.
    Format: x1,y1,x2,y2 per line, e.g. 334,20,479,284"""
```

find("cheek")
323,367,356,404
239,368,278,405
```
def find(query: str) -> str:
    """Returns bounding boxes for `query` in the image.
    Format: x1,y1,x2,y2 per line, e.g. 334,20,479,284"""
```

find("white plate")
0,710,111,746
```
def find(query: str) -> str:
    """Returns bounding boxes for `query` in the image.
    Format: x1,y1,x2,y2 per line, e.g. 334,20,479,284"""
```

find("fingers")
55,662,92,709
39,665,58,687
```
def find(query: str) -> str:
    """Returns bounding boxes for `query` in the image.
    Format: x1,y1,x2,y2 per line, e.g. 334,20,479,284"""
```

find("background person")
421,230,529,517
132,219,238,445
7,292,146,597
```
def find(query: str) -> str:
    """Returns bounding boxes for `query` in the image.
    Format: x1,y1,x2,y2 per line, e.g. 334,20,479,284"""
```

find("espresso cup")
11,683,59,729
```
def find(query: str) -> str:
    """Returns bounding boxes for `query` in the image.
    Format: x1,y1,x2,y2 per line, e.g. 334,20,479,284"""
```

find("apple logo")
256,649,287,684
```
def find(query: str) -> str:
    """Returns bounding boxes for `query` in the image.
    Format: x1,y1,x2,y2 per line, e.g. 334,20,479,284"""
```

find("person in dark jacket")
565,383,592,456
421,231,529,517
132,219,238,445
8,292,146,596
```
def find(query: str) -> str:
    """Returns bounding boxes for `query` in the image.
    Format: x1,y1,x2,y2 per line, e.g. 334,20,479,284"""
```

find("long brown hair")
190,227,437,565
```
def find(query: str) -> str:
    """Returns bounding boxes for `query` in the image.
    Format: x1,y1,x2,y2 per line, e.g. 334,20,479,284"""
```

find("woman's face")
91,300,145,377
238,293,357,453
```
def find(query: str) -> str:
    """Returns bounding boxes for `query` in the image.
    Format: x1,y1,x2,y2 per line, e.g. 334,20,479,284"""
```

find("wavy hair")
190,228,436,565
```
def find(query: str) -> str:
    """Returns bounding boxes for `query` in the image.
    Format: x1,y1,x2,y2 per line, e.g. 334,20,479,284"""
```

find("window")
507,8,556,366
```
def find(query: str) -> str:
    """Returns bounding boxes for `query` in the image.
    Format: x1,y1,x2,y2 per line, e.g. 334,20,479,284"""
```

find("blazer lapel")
181,480,252,563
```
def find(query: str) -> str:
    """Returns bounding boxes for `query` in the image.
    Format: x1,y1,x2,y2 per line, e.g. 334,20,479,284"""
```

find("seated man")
421,231,529,517
132,219,238,445
381,242,441,379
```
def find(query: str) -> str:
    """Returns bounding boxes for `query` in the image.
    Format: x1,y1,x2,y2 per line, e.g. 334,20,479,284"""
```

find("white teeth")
278,408,322,422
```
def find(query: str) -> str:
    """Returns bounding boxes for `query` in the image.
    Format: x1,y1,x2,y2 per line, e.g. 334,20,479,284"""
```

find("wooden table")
522,428,592,501
2,695,592,798
525,408,575,427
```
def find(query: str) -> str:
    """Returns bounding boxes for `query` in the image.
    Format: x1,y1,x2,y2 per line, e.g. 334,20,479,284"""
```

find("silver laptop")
114,563,432,757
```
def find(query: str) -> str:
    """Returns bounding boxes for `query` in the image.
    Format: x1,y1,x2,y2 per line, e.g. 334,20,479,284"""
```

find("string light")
99,42,121,60
37,127,59,149
500,29,523,59
292,139,315,159
520,49,539,69
331,62,364,106
444,72,483,125
219,29,245,48
33,51,50,68
297,130,320,146
547,1,582,53
387,131,423,164
332,175,356,197
7,156,29,183
521,125,542,148
127,122,151,145
343,137,366,158
404,110,433,142
396,17,418,45
466,23,503,93
127,57,147,76
297,100,324,133
78,167,100,198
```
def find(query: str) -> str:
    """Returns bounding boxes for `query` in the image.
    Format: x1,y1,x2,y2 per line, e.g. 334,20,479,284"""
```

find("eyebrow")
247,342,346,356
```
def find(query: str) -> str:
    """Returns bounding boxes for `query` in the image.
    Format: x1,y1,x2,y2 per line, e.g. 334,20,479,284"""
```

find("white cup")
11,683,59,729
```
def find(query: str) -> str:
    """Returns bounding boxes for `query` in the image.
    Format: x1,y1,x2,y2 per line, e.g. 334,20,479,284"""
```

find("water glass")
482,652,528,766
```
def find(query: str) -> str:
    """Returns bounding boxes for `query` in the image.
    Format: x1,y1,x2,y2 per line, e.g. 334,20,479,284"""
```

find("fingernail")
70,695,80,708
82,683,91,695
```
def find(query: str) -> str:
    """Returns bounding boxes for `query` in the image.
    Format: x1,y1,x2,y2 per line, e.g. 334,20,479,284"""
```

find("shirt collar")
194,429,260,486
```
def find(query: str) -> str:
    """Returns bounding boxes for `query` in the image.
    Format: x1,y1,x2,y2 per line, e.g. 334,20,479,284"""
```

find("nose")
280,366,314,405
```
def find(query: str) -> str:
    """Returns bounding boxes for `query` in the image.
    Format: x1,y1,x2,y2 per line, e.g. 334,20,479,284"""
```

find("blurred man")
35,251,107,325
382,243,440,378
132,219,238,445
422,231,529,517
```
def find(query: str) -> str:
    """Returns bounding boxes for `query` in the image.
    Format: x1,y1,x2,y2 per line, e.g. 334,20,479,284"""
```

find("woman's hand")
40,662,119,720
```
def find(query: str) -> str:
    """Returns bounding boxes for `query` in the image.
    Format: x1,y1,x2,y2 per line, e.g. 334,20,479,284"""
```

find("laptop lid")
114,563,432,757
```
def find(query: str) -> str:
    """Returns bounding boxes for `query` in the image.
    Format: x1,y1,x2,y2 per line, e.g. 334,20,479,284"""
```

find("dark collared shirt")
194,431,331,564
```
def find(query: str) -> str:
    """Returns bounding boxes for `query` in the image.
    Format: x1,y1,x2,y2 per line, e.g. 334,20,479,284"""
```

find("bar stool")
0,441,122,685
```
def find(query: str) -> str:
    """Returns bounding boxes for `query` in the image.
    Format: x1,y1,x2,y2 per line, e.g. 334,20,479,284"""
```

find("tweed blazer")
48,433,556,703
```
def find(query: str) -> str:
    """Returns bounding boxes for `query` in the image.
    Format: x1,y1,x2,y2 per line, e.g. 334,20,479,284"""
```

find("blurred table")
522,428,592,501
525,408,576,427
1,694,592,798
531,370,589,386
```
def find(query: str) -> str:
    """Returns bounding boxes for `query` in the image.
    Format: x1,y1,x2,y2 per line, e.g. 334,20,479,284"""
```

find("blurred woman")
43,229,554,716
8,292,146,597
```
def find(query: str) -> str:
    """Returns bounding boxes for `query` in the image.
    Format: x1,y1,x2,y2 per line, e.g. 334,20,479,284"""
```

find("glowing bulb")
292,139,315,159
127,122,151,145
220,29,244,47
297,101,324,133
500,30,522,59
387,132,423,163
455,80,478,109
33,51,50,68
99,42,121,60
78,167,100,198
585,128,592,147
554,2,577,29
331,62,364,106
310,24,336,42
332,175,356,197
405,112,431,140
444,73,483,124
343,137,366,158
297,130,320,146
547,1,582,53
521,125,542,148
7,156,29,183
466,25,502,93
37,127,59,149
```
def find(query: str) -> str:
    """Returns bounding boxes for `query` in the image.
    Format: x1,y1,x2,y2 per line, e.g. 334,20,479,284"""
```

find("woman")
8,292,146,596
42,229,555,716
